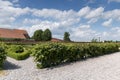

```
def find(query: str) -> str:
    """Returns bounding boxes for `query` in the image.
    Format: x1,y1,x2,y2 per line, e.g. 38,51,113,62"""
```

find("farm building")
51,38,63,42
0,28,30,39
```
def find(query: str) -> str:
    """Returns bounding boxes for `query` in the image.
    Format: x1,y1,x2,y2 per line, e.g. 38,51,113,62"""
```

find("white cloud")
0,0,13,8
71,25,96,41
32,8,78,21
0,0,30,27
111,27,120,31
78,6,90,17
118,17,120,21
85,7,104,19
79,25,91,29
103,9,120,20
102,19,112,27
0,24,12,28
23,18,42,25
109,27,120,38
98,27,120,40
111,27,120,37
5,7,30,17
102,32,109,37
87,18,98,24
32,6,104,23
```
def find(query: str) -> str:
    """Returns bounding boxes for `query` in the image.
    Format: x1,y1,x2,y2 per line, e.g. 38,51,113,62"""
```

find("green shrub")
32,43,66,68
32,43,119,69
7,50,30,60
0,42,8,50
9,45,24,53
87,44,103,57
7,45,30,60
66,45,80,62
0,43,7,69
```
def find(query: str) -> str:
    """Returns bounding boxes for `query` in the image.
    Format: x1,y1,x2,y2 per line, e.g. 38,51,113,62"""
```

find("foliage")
63,32,71,42
104,40,113,43
32,43,119,68
0,38,23,41
0,43,7,69
32,29,52,41
91,38,98,42
9,45,24,53
42,29,52,41
0,42,8,49
32,43,66,68
32,29,43,41
7,45,30,60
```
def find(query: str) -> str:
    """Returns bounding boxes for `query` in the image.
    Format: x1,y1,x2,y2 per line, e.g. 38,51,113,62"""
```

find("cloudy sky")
0,0,120,41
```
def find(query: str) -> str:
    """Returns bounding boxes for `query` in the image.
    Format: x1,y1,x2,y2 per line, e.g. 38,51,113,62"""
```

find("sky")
0,0,120,41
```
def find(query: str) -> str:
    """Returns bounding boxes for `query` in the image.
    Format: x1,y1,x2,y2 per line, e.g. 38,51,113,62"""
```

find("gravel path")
1,52,120,80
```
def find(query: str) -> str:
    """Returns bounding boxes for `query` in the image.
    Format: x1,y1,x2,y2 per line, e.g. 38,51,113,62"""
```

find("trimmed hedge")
32,43,119,68
0,43,7,69
32,43,66,68
7,45,30,60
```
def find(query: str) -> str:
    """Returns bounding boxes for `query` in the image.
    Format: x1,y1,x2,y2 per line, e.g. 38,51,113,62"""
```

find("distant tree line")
32,28,71,42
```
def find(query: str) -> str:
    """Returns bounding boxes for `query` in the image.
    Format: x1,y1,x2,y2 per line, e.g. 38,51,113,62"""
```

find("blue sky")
0,0,120,41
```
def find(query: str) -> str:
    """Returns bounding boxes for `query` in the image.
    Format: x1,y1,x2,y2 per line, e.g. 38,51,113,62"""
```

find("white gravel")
1,52,120,80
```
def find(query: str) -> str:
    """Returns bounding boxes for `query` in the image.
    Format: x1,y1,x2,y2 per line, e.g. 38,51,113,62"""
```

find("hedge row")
0,43,7,69
32,43,119,68
7,45,31,60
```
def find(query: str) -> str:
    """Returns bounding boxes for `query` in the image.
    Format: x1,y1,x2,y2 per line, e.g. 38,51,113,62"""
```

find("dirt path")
1,52,120,80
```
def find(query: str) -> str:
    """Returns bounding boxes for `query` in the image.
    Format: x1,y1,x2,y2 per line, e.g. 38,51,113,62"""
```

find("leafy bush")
32,43,119,69
87,44,103,57
7,45,30,60
0,43,7,69
9,45,24,53
66,45,80,62
32,43,66,68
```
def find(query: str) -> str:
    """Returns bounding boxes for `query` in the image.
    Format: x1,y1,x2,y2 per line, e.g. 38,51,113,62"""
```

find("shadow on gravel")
3,61,21,70
47,59,88,70
47,52,119,70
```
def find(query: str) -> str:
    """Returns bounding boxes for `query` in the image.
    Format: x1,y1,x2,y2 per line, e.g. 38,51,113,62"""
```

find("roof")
0,28,30,39
51,38,63,42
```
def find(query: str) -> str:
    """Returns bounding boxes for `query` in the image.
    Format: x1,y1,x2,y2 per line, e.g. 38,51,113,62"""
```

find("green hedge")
32,43,66,68
32,43,119,68
0,43,7,69
7,45,30,60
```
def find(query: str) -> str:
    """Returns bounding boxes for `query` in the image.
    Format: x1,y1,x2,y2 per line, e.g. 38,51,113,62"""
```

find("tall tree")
91,38,98,43
42,29,52,41
32,29,43,41
63,32,71,42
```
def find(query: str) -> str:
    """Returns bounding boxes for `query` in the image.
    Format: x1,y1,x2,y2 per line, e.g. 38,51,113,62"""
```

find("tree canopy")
32,29,43,41
63,32,71,42
42,29,52,41
32,29,52,41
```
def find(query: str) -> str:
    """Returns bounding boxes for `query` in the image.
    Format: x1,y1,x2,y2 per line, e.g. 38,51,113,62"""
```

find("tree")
63,32,71,42
91,38,98,42
32,29,43,41
42,29,52,41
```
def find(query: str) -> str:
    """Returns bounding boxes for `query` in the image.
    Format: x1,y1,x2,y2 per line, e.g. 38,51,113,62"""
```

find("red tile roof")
51,38,63,42
0,28,30,39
